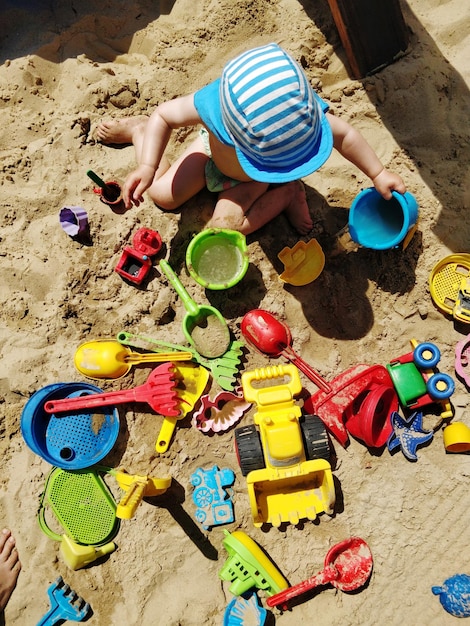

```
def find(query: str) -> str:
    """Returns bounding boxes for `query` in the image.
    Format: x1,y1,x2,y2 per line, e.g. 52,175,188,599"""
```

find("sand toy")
432,573,470,617
190,465,235,529
117,331,244,391
88,169,123,209
277,239,325,286
241,308,331,392
74,339,191,380
429,253,470,324
455,333,470,389
37,576,91,625
235,364,335,528
348,188,418,250
115,227,162,284
44,362,180,417
267,537,373,610
186,228,249,290
219,530,289,596
21,382,119,469
155,362,209,453
159,259,230,357
386,339,454,419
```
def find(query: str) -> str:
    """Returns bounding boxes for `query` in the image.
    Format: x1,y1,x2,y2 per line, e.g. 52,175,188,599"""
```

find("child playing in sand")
0,529,21,616
97,43,405,236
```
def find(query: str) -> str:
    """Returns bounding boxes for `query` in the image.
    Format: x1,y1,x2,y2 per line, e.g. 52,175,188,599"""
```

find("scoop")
241,309,331,393
267,537,373,610
74,339,192,380
44,363,180,416
159,259,230,358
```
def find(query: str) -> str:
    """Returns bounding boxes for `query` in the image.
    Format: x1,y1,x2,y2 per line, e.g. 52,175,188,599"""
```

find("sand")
1,0,469,624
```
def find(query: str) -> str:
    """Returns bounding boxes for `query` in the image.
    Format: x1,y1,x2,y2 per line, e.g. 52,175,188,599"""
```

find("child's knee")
147,186,179,211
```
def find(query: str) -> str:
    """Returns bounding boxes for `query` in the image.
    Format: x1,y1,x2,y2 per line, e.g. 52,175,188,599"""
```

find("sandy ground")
1,0,470,624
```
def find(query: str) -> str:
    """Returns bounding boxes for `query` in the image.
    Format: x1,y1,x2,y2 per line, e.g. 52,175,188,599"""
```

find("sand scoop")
37,576,91,625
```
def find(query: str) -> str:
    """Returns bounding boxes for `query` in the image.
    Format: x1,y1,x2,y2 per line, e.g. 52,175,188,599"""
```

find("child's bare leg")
209,180,312,235
96,117,171,180
0,529,21,613
96,118,207,210
147,134,208,210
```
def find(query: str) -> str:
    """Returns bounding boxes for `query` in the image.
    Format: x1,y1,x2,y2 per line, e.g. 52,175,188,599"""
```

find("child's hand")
372,169,406,200
123,164,156,209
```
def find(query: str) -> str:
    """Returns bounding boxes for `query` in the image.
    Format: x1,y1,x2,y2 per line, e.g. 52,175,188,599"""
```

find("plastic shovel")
44,363,180,416
155,362,210,453
267,537,373,610
74,339,192,380
159,259,230,358
241,309,332,393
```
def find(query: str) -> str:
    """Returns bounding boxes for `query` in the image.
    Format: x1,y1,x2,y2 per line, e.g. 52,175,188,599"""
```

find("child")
97,42,406,236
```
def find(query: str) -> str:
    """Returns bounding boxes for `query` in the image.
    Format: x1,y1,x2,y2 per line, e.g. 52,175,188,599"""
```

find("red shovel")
44,363,180,417
267,537,373,610
241,309,332,393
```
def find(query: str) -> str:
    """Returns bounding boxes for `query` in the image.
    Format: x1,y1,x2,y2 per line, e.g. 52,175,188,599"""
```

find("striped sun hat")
218,43,333,183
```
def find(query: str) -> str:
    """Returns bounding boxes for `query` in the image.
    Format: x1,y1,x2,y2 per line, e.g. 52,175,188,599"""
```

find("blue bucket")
21,382,119,469
348,188,419,250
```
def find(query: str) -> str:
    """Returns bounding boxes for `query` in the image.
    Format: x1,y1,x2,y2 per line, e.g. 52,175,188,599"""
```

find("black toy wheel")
234,425,265,476
300,414,331,462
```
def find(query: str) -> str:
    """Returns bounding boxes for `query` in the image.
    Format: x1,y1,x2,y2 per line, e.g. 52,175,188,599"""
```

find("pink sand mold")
455,334,470,390
192,390,251,433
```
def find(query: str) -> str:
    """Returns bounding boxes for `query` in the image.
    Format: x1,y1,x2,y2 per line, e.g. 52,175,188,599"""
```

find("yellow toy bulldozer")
234,364,335,528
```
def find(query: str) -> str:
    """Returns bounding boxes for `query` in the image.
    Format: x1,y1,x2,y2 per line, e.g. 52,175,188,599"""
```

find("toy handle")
86,169,111,192
117,331,194,355
125,351,193,364
267,564,338,609
241,364,302,405
116,481,146,520
159,260,200,317
37,505,63,542
44,387,143,413
281,345,332,393
155,416,180,454
35,601,61,626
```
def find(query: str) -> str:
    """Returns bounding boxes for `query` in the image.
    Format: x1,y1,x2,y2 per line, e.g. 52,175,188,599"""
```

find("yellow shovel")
156,362,210,453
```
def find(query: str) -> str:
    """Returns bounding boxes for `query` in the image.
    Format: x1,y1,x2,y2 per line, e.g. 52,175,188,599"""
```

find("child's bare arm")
326,112,406,199
123,94,202,207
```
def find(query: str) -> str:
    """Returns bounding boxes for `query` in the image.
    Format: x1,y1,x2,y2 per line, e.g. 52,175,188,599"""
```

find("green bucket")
186,228,249,290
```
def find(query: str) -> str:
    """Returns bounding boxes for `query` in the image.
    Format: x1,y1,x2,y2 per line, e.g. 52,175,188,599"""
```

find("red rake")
44,362,180,416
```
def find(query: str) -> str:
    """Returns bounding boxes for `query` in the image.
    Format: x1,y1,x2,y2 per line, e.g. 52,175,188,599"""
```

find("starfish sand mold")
387,410,434,461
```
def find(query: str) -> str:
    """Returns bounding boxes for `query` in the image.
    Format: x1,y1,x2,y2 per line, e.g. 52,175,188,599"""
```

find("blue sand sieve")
21,382,119,469
348,188,419,250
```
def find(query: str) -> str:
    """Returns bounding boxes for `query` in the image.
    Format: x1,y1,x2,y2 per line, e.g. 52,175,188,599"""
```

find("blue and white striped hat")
194,43,333,183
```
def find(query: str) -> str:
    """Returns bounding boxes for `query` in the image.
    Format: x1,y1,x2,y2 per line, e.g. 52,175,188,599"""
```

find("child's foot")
0,529,21,612
284,181,313,235
95,116,148,144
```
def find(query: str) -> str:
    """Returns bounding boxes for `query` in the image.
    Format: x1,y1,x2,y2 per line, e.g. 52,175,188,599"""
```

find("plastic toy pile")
22,207,470,624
